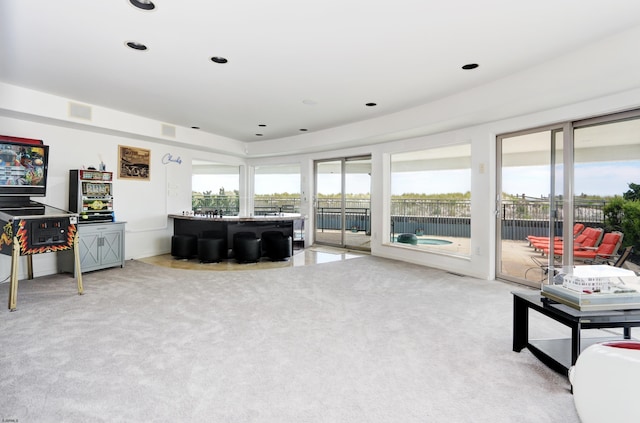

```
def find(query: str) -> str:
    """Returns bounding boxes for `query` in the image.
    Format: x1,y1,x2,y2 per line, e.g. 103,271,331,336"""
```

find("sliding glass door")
314,156,371,250
497,109,640,287
573,113,640,267
497,127,562,287
344,157,371,249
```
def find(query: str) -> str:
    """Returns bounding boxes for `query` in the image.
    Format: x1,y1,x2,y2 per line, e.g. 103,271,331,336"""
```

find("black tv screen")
0,138,49,197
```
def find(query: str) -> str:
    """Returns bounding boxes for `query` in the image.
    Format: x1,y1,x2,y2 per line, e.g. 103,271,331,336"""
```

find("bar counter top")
169,213,303,222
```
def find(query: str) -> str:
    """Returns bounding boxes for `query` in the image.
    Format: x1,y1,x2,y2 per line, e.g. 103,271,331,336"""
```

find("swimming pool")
393,236,453,246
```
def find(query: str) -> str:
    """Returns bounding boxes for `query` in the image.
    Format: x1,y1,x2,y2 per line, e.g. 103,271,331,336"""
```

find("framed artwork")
118,145,150,181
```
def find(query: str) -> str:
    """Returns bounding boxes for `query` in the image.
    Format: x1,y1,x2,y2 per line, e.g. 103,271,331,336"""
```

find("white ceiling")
2,0,640,145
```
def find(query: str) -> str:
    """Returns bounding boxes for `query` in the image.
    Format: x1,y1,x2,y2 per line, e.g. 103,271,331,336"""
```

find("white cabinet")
58,222,125,276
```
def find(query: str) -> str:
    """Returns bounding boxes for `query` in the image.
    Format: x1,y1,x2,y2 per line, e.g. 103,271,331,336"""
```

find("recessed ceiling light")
125,41,148,51
462,63,479,70
211,56,228,64
129,0,155,10
365,102,377,107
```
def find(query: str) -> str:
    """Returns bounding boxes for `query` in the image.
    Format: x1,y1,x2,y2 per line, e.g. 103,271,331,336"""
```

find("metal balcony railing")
191,195,609,241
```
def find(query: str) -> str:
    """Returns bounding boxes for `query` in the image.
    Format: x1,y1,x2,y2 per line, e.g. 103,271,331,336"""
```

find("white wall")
0,112,242,279
1,81,639,281
246,89,640,280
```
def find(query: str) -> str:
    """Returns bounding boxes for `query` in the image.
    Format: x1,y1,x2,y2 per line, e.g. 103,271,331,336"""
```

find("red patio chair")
539,227,604,257
532,226,596,252
527,223,584,246
574,231,624,261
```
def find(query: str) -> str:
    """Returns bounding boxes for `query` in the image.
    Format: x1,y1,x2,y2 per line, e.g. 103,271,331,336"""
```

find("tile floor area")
139,245,368,271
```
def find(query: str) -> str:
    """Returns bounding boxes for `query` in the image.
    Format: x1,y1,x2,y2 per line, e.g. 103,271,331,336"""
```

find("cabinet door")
78,231,101,269
100,230,122,267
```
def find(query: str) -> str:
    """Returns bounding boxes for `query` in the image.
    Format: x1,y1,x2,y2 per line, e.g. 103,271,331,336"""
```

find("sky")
503,161,639,198
192,174,302,194
193,160,639,197
192,174,240,194
391,169,470,195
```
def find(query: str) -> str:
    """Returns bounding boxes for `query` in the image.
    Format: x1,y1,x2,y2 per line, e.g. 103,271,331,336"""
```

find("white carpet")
1,256,580,422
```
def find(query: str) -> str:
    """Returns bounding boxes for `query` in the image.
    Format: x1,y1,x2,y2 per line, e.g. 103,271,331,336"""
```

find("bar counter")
168,213,304,246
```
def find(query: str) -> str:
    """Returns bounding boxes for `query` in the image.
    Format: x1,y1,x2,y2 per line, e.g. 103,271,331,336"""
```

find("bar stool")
171,234,197,259
198,230,227,263
233,232,261,263
261,230,292,261
197,238,226,263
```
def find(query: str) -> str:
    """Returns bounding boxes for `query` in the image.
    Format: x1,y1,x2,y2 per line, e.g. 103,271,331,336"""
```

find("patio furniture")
573,231,623,261
538,227,604,257
527,223,584,246
527,226,594,250
586,244,634,267
613,245,634,267
532,226,601,251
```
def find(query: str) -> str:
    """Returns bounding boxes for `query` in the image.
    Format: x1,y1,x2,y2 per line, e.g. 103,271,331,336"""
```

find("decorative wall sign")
118,145,150,180
161,153,182,165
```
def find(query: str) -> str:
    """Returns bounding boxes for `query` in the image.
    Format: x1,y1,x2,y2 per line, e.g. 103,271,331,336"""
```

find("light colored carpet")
1,256,581,422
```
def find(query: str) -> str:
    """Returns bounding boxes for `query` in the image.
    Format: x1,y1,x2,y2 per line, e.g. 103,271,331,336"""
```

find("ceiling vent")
161,123,176,138
68,102,92,121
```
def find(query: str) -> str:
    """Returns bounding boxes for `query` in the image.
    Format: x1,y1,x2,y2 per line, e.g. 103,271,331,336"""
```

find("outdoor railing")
501,199,606,240
254,197,301,215
316,207,371,233
191,195,609,241
192,194,240,216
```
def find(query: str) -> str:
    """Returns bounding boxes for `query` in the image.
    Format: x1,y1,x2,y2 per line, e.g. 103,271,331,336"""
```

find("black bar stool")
171,234,197,259
261,230,292,261
198,230,227,263
233,232,261,263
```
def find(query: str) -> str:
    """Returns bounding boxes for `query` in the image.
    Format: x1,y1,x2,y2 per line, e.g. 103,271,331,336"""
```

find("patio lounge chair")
527,223,585,246
530,224,591,252
583,244,634,267
542,228,604,256
573,231,624,262
525,237,631,283
611,245,634,267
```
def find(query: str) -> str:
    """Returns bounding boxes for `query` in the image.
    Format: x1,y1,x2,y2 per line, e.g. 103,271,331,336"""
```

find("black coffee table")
512,290,640,375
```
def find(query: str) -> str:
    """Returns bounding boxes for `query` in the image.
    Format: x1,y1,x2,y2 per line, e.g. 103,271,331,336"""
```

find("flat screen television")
0,136,49,198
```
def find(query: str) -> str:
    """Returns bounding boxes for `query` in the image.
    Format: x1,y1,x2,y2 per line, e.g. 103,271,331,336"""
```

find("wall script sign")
162,153,182,165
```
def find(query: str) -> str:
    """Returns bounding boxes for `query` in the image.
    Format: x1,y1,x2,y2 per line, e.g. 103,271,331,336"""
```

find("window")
253,164,301,215
389,144,471,256
192,160,240,216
